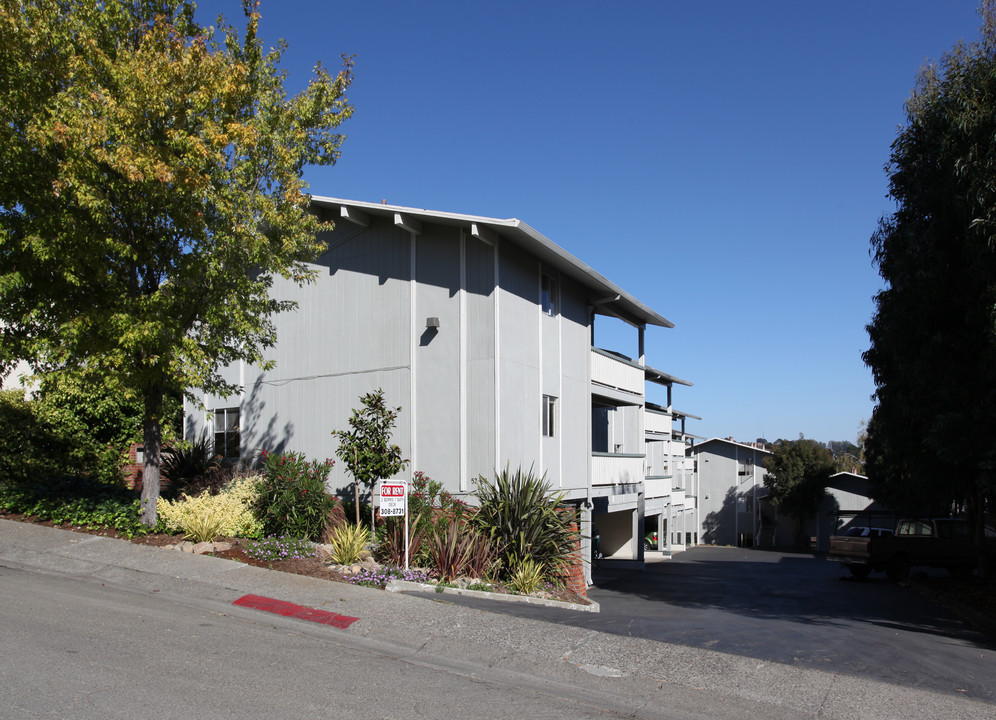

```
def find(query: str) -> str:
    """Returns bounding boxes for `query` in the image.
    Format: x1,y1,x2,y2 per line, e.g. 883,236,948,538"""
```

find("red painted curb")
233,594,359,629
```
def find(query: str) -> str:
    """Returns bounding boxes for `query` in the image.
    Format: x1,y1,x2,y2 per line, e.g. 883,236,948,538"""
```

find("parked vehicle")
644,530,658,550
842,526,894,538
828,517,996,581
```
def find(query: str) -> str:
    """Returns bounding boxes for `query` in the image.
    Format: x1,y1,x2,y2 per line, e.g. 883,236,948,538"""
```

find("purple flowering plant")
243,535,317,562
347,565,431,590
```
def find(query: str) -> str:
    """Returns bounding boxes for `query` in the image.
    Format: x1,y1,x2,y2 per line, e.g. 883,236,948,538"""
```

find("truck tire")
886,555,910,583
849,565,871,580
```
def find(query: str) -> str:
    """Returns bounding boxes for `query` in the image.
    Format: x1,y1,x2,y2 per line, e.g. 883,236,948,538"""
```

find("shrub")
157,474,263,540
425,518,496,582
161,438,233,498
326,522,370,565
179,508,227,543
0,471,148,537
472,466,577,581
509,558,545,595
243,535,317,562
375,511,425,567
254,450,338,541
409,470,471,536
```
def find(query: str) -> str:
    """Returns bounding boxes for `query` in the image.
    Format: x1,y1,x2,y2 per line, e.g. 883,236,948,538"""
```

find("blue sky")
199,0,982,444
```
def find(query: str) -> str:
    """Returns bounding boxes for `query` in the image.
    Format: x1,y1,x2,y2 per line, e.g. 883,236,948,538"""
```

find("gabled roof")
690,437,773,455
311,196,674,329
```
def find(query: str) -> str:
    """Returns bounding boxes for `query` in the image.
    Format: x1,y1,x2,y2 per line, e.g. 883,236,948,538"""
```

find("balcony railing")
644,410,672,435
592,452,644,486
644,476,669,498
591,349,644,397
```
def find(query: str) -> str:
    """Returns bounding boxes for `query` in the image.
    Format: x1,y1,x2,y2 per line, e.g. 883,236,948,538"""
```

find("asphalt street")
1,520,994,719
425,546,996,702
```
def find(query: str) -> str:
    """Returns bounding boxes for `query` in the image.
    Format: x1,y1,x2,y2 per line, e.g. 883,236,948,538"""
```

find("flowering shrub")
254,450,338,541
157,473,264,541
347,565,431,589
243,535,317,562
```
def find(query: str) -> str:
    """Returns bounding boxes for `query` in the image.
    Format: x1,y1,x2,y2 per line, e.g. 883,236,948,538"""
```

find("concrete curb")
386,579,600,613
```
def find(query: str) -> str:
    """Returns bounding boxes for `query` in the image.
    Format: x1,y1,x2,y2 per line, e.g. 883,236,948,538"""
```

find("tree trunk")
139,386,163,527
968,485,989,581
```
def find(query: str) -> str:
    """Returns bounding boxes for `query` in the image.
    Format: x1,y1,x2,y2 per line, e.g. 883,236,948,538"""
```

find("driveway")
423,546,996,703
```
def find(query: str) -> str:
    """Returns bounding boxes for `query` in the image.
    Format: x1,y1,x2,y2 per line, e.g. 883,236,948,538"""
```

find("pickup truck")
828,518,994,581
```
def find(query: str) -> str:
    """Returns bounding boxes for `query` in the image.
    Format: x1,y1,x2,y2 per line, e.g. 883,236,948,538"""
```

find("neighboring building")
812,472,889,552
184,197,695,580
689,438,771,547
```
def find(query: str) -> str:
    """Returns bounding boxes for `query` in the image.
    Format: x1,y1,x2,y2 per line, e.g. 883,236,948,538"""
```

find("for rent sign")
379,481,407,517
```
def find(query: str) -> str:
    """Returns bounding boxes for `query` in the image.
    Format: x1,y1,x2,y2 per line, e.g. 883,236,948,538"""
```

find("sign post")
379,480,409,569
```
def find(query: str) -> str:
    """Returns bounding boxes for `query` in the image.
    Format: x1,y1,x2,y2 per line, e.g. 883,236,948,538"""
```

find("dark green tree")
333,389,408,526
763,439,834,546
863,1,996,573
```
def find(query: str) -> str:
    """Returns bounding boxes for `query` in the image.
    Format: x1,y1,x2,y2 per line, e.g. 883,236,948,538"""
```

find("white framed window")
213,407,241,459
541,273,559,316
542,395,557,437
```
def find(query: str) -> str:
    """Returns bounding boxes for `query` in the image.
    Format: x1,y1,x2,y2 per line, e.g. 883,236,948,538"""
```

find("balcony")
644,476,669,498
591,348,644,400
644,408,672,435
592,452,645,487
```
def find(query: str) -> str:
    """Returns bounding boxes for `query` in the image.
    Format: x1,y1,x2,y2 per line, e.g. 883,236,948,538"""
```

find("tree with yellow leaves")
0,0,353,524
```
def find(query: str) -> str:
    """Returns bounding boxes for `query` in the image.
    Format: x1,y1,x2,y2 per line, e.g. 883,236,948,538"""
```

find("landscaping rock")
168,540,233,554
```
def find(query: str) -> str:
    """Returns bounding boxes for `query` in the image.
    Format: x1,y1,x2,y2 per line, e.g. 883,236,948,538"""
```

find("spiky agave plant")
471,465,577,581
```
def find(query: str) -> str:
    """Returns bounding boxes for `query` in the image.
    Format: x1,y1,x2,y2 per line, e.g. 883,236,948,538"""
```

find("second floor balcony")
592,451,644,487
591,348,644,400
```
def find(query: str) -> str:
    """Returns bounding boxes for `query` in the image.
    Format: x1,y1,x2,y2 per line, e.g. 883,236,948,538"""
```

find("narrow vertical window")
541,273,559,316
542,394,557,437
214,408,241,459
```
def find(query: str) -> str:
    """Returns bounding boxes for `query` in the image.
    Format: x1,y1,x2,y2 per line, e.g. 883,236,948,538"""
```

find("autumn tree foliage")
863,2,996,568
0,0,353,524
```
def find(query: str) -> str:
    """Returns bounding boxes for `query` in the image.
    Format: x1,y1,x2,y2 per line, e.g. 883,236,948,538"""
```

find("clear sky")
198,0,982,445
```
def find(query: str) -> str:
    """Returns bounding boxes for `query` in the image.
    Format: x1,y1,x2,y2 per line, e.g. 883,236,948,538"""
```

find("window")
214,408,241,459
541,273,559,316
591,405,609,451
542,395,557,437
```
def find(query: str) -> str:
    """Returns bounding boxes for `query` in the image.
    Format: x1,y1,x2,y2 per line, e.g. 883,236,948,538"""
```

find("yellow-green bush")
509,558,545,595
157,473,263,540
327,522,370,565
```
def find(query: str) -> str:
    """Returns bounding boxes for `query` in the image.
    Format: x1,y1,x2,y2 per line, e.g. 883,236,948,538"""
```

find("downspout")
584,303,595,583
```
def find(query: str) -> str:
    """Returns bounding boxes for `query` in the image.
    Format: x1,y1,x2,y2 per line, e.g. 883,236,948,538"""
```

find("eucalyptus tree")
0,0,353,524
864,1,996,570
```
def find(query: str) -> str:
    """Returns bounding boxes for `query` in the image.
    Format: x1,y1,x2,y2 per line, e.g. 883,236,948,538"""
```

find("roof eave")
310,196,674,329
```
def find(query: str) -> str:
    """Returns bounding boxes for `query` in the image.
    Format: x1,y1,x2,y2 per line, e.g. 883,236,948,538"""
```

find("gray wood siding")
414,225,462,491
558,276,591,492
540,279,561,485
186,209,603,502
465,235,496,484
497,242,540,471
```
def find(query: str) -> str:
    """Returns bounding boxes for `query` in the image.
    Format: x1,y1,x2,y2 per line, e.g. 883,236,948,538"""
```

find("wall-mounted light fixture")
426,317,440,329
